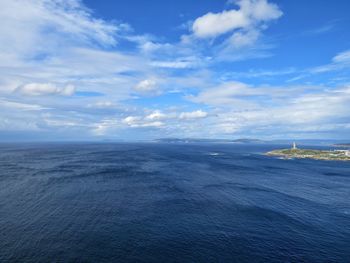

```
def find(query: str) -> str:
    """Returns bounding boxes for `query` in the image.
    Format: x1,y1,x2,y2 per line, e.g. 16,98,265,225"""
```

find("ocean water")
0,143,349,262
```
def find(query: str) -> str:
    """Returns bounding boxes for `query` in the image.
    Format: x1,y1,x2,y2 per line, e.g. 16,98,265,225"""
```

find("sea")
0,143,349,262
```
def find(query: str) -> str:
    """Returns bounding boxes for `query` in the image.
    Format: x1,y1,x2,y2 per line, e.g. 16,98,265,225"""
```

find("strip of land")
266,148,350,161
333,143,350,147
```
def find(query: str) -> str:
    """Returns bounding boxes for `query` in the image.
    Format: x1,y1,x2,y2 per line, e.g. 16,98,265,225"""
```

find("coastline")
266,148,350,161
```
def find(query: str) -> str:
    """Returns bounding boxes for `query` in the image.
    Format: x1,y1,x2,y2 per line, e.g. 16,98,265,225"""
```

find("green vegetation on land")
266,148,350,161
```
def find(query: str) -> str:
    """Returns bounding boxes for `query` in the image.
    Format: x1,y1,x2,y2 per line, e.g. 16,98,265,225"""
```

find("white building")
335,150,350,156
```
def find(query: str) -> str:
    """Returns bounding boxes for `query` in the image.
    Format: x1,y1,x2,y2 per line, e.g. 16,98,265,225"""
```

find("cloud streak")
16,83,75,96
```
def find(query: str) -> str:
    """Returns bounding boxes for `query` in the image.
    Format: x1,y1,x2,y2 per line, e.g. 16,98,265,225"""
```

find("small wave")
277,156,294,160
208,152,221,156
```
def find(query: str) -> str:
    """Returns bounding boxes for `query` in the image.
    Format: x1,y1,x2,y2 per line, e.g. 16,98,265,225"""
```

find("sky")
1,0,350,141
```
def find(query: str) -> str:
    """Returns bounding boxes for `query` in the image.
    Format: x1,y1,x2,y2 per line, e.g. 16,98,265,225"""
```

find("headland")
266,143,350,161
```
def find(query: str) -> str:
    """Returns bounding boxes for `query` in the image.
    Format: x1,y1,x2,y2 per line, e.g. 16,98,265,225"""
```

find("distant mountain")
154,138,266,144
231,138,264,143
154,138,350,146
154,138,227,143
333,143,350,147
270,139,348,146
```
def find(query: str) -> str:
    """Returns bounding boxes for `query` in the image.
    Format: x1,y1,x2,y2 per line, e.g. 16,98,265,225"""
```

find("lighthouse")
292,142,297,150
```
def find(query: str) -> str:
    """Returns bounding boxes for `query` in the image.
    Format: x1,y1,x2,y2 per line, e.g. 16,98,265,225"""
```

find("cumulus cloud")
192,0,282,45
139,41,174,54
16,83,75,96
119,109,209,130
117,84,350,137
192,9,249,38
134,79,160,95
145,110,167,120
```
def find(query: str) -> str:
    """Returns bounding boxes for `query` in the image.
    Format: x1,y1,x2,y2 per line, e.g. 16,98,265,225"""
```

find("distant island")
333,143,350,147
155,138,265,143
266,143,350,161
231,138,264,143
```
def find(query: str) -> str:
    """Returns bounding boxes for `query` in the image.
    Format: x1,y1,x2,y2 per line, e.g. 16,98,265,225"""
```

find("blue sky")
1,0,350,141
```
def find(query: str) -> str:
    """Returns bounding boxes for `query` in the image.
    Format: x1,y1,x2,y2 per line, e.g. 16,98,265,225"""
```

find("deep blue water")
0,143,350,262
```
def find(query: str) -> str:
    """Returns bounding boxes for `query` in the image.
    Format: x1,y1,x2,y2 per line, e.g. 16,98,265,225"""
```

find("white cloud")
303,23,335,36
0,0,147,93
145,110,167,120
139,41,174,53
93,118,120,136
0,0,155,141
179,110,208,120
192,9,249,38
0,0,348,140
192,0,282,43
188,81,262,106
123,116,164,128
0,0,155,115
0,99,46,111
282,50,350,82
117,109,209,132
16,83,75,96
228,29,260,48
239,0,282,21
0,0,123,56
223,68,296,79
186,81,350,137
188,81,328,108
151,59,199,69
311,49,350,73
332,50,350,63
134,79,160,95
88,101,116,109
123,116,140,126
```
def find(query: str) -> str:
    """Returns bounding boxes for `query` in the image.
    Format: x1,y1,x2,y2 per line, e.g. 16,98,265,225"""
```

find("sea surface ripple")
0,143,350,262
